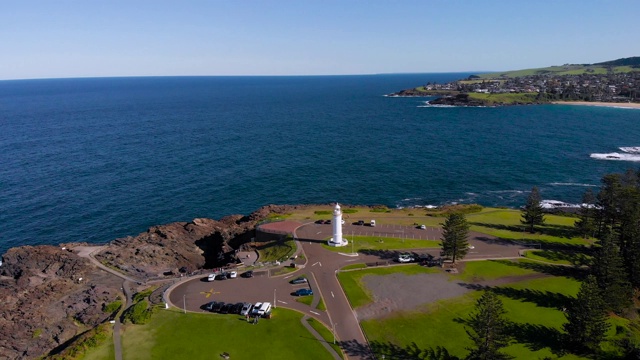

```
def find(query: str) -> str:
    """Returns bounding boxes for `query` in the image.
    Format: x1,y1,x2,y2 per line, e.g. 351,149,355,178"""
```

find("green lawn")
360,269,586,359
523,249,591,266
466,208,591,246
121,308,334,360
451,259,538,282
322,235,440,253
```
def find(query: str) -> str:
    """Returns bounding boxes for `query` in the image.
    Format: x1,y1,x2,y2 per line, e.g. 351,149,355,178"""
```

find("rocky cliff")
0,246,121,359
0,204,303,359
93,204,304,279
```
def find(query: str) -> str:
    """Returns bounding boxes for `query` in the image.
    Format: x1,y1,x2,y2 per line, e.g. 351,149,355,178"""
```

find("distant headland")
387,56,640,107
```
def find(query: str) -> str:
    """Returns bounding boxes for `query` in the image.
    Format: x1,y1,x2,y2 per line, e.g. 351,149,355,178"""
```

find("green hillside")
475,56,640,79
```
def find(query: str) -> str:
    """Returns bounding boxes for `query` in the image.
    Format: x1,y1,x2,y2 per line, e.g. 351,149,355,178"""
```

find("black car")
205,301,217,311
242,270,254,278
315,219,324,224
211,301,225,312
231,302,244,314
290,276,308,284
357,220,365,225
220,303,233,314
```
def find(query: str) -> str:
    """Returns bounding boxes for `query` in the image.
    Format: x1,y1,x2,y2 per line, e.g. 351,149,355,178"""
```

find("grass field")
322,235,440,253
465,208,592,247
121,308,334,360
351,261,636,359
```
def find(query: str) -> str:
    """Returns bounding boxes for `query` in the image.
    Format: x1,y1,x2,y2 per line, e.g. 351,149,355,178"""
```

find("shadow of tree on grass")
491,259,588,280
457,283,573,311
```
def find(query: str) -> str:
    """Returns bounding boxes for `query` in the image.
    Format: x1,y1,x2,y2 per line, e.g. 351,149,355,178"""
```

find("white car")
207,273,216,282
420,224,426,230
228,271,238,279
397,254,414,263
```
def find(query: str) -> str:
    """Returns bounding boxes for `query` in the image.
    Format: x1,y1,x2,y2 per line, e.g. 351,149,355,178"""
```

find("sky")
1,0,639,80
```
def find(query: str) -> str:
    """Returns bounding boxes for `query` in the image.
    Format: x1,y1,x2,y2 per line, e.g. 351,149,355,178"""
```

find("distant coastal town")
390,56,640,106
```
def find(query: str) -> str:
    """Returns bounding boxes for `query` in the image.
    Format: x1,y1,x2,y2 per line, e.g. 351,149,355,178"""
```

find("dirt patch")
356,271,551,320
357,272,471,320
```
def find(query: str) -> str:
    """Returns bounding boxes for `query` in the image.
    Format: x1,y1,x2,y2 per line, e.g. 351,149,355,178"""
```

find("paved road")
167,222,528,360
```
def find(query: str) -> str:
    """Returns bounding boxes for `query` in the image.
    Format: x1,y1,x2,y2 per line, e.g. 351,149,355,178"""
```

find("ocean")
1,74,639,254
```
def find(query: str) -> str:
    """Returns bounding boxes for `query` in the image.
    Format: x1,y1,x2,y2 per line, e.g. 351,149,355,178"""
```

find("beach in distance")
553,101,640,109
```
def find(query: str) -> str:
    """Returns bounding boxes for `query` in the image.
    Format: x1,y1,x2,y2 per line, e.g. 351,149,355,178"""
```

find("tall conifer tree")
563,275,609,353
592,233,633,313
441,213,470,264
521,186,545,233
465,291,512,360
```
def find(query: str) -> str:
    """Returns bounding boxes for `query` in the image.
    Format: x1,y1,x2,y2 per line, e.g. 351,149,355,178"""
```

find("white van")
370,220,376,227
256,302,272,316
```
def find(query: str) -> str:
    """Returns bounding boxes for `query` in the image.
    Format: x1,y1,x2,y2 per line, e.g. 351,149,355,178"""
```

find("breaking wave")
590,153,640,162
619,147,640,154
548,182,597,187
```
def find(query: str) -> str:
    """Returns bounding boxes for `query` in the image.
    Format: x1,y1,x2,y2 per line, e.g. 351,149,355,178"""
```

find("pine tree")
575,189,597,239
465,291,512,360
521,186,545,233
591,233,633,313
441,213,470,264
563,275,610,353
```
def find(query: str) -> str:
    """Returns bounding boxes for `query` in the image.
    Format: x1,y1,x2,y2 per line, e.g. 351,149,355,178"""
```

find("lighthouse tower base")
327,237,348,247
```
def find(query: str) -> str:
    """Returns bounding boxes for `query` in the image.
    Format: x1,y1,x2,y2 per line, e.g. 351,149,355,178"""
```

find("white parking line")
278,300,288,304
331,291,335,298
283,274,295,279
312,261,320,267
310,311,321,315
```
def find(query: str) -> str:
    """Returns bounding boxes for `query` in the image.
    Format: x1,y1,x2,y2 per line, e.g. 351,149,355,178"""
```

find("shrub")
103,299,122,313
123,300,153,324
132,289,154,303
343,208,358,214
369,205,390,213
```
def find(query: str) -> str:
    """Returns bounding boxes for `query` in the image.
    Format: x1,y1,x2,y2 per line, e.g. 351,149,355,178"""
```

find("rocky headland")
0,204,305,359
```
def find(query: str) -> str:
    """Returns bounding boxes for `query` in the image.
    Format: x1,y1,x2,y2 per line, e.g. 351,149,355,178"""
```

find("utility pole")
183,295,186,314
274,288,277,308
332,322,338,344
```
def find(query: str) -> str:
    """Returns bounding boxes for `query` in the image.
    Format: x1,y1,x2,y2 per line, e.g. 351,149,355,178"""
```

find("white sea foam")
541,200,580,209
590,152,640,162
548,182,597,187
619,147,640,154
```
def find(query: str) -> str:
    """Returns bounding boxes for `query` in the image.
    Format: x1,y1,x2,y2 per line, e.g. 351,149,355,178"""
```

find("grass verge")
322,236,440,253
306,318,344,359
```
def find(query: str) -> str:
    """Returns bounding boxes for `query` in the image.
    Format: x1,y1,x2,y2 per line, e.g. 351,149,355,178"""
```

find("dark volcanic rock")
93,204,306,280
0,246,120,359
428,93,488,107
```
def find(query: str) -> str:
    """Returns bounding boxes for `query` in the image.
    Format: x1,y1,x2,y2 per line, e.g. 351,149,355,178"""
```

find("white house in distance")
327,203,348,247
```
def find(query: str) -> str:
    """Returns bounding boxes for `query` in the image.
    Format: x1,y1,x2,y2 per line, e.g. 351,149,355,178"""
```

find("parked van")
256,302,272,316
370,220,376,227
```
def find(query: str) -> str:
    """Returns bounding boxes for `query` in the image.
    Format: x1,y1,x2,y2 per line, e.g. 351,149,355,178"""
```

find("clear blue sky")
1,0,638,80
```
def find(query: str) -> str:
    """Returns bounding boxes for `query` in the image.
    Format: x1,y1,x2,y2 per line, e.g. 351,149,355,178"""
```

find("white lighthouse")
328,203,348,247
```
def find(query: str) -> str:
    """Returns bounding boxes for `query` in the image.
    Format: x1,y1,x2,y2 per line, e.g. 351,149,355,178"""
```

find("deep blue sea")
1,74,639,254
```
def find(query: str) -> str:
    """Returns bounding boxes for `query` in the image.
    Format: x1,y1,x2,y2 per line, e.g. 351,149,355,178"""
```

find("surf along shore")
552,101,640,109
